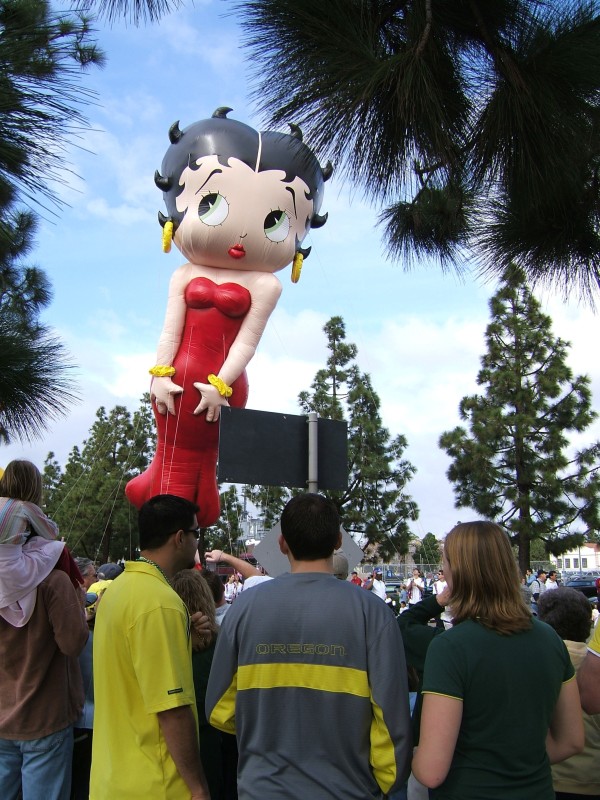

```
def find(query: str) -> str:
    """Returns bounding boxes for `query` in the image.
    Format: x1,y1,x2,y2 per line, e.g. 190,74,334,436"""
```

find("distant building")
554,543,600,574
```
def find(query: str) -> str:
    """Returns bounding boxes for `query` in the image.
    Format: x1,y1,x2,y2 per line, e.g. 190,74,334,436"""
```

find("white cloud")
158,13,243,67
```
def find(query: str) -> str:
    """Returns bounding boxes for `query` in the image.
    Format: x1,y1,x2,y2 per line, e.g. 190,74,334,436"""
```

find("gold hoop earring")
162,220,174,253
291,252,303,283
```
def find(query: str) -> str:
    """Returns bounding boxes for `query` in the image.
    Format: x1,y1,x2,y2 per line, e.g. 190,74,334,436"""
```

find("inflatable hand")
151,377,184,415
192,382,230,422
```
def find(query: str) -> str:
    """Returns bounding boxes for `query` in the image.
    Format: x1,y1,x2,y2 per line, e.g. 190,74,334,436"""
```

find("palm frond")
0,320,80,443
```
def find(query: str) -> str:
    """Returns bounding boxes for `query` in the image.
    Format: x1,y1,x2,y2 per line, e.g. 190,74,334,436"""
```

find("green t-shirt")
422,617,575,800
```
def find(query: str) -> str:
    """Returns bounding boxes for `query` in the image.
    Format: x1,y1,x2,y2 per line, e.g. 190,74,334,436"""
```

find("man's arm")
367,616,412,794
205,550,261,580
578,648,600,714
157,706,210,800
546,678,585,762
206,617,239,735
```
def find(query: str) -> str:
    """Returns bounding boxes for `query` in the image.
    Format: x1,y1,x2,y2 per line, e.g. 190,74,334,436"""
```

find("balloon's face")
173,156,313,272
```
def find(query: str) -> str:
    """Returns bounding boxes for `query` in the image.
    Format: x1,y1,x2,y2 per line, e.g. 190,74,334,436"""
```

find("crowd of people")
0,458,599,800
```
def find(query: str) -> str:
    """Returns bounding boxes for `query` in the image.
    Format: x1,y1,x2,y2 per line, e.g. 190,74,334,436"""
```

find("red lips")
228,244,246,259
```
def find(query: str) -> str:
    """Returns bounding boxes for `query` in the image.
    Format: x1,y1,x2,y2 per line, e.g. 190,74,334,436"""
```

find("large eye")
198,193,228,226
264,209,290,242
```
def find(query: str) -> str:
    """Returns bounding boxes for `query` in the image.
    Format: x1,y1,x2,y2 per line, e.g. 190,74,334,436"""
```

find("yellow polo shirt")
588,620,600,655
90,561,196,799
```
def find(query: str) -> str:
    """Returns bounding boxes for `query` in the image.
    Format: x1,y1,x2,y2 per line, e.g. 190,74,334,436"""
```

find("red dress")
126,277,251,527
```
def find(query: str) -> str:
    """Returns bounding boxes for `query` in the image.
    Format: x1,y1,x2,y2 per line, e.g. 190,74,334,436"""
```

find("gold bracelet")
149,365,176,378
207,373,233,398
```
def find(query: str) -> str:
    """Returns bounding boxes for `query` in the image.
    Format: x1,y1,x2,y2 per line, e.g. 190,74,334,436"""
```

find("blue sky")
4,0,600,537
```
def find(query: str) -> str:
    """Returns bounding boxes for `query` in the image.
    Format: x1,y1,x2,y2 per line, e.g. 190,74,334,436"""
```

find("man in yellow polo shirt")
90,494,209,800
578,619,600,714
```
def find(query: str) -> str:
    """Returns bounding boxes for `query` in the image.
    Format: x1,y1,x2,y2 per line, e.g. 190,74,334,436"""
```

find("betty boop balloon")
125,108,331,526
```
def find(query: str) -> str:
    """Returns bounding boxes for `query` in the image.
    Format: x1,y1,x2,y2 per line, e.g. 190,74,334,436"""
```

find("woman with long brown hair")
171,569,236,800
412,521,584,799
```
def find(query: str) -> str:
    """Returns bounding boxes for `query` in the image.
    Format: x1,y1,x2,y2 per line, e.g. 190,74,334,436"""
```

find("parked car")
562,576,600,599
385,582,402,609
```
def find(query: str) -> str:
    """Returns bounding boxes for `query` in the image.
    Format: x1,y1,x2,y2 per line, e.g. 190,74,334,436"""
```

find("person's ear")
336,530,342,549
278,534,289,555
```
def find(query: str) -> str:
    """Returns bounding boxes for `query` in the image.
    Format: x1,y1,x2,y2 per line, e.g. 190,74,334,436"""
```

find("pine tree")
439,266,600,574
413,532,442,570
0,204,78,443
0,1,104,439
300,316,418,559
232,0,600,298
242,484,291,532
201,485,245,556
0,0,104,223
44,398,156,562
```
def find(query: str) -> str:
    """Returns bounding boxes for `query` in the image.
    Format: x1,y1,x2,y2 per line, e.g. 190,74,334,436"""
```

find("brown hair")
445,521,532,635
171,569,218,651
201,569,225,605
0,460,43,505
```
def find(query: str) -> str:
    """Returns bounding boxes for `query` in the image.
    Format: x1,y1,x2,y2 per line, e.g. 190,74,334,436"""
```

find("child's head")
0,460,43,505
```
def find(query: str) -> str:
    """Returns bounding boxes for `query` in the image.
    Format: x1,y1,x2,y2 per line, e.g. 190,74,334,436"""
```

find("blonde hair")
445,521,532,635
171,569,218,651
0,460,43,505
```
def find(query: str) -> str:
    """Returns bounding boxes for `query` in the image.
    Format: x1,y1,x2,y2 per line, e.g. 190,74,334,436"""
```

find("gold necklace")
137,556,169,583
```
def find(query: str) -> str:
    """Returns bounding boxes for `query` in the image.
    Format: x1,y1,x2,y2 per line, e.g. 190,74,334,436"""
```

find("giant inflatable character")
125,108,330,526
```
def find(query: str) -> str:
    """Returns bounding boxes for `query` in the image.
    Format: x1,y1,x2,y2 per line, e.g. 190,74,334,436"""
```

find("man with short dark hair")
206,493,412,799
90,494,209,800
530,569,547,614
525,568,535,586
545,570,559,590
350,570,362,586
407,567,425,606
369,567,388,600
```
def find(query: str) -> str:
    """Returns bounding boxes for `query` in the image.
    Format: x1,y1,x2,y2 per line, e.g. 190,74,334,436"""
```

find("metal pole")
307,412,318,493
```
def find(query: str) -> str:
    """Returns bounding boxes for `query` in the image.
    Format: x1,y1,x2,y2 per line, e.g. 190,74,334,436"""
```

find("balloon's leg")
125,443,220,528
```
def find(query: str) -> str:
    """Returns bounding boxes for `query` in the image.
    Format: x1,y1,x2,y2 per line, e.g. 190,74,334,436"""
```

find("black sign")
218,407,347,490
